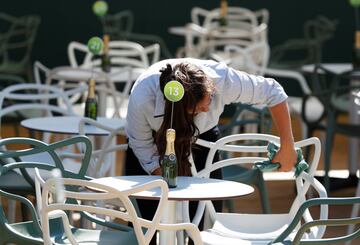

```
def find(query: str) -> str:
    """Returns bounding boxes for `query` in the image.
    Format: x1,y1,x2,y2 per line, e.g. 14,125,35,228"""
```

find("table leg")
160,200,176,245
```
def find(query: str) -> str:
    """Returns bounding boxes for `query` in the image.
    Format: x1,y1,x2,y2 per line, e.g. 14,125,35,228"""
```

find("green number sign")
164,80,184,102
87,37,103,55
93,0,108,16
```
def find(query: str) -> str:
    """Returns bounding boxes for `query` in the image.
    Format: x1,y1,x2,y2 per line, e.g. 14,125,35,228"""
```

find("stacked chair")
0,12,41,81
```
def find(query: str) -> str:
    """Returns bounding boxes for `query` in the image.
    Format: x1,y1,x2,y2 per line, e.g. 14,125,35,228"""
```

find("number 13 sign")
164,80,185,102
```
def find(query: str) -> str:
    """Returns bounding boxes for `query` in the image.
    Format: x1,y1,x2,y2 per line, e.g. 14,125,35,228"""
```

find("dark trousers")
125,126,222,244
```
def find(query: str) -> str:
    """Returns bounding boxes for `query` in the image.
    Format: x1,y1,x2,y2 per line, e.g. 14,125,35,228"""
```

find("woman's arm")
269,101,298,171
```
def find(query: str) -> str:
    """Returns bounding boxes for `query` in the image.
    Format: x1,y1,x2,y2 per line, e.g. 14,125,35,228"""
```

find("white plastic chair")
35,170,203,245
59,117,127,178
185,134,327,244
191,6,269,30
177,6,269,58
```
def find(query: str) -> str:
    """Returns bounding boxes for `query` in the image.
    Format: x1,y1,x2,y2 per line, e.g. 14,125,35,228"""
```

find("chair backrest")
222,39,270,76
99,10,134,40
78,117,127,177
272,197,360,244
0,83,79,131
0,14,41,65
270,16,337,69
191,133,327,239
40,176,169,245
184,6,269,59
0,136,92,184
68,40,160,69
191,6,268,30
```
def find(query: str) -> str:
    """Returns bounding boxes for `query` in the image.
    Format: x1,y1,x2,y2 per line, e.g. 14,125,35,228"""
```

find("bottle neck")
88,79,96,99
220,0,228,19
355,31,360,49
165,129,176,155
103,34,110,55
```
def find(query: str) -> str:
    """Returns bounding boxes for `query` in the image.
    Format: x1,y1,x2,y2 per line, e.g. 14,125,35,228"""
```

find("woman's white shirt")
125,58,287,174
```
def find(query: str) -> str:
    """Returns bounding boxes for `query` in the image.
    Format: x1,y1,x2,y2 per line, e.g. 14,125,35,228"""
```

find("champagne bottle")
101,34,111,72
219,0,228,27
353,31,360,70
162,128,177,188
84,79,98,120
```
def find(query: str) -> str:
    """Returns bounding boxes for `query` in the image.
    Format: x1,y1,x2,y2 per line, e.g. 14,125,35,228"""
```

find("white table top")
21,116,125,135
90,175,254,201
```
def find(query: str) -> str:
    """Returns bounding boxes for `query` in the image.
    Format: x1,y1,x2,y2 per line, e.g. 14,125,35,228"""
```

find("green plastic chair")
269,16,337,69
0,13,41,81
270,197,360,244
302,64,360,191
99,10,173,58
219,103,272,214
0,136,133,244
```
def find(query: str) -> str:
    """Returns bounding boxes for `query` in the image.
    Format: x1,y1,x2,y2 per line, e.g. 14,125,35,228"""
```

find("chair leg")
7,200,16,223
346,178,360,245
324,118,335,192
257,173,271,214
224,199,236,213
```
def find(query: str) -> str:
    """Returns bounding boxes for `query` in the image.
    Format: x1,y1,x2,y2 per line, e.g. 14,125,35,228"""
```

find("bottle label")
356,31,360,49
162,154,177,188
84,99,98,120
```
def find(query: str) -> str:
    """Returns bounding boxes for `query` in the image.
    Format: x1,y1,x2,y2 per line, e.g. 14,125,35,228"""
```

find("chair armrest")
143,43,160,64
47,210,78,244
0,188,42,235
264,67,312,95
67,41,91,68
191,7,210,26
254,8,269,25
0,12,17,24
271,197,360,244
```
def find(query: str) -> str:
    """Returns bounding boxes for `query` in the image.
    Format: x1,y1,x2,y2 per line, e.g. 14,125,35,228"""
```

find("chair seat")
10,218,138,245
0,170,33,193
52,227,137,245
200,212,300,244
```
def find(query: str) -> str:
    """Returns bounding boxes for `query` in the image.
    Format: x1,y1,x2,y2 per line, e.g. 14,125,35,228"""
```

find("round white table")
21,116,125,135
91,175,254,245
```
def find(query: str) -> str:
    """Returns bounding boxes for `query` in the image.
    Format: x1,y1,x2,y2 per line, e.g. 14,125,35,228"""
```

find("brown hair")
155,63,214,176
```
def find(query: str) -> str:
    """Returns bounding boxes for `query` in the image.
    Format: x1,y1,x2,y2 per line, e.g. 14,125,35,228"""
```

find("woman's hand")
152,167,162,175
272,145,298,172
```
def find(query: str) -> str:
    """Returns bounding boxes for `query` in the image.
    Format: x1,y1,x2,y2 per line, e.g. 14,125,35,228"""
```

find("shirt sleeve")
125,95,160,174
222,66,288,107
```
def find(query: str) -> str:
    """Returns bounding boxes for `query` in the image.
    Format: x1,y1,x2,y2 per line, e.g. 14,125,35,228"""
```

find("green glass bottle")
84,79,98,120
162,128,177,188
219,0,228,27
101,34,111,72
